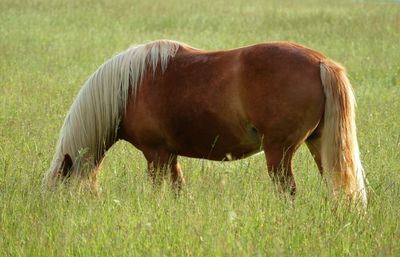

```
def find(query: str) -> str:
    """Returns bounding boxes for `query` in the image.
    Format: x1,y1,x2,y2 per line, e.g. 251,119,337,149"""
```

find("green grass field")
1,0,399,256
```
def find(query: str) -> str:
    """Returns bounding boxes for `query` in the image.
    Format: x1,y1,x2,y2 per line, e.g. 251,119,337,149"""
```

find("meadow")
1,0,399,256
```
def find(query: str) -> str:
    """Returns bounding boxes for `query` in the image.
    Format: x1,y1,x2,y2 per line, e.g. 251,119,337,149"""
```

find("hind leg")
263,141,297,195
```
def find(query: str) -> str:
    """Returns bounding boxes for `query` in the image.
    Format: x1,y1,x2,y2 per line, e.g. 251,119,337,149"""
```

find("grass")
1,0,399,256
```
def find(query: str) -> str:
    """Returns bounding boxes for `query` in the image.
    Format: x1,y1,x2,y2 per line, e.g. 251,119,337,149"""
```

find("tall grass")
1,0,399,256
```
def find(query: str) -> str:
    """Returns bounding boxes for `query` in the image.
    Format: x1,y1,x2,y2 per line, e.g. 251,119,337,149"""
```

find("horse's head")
59,153,73,179
44,152,100,193
45,153,74,188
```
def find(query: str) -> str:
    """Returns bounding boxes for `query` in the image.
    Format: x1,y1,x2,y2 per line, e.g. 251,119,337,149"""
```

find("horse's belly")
171,122,263,161
176,141,262,161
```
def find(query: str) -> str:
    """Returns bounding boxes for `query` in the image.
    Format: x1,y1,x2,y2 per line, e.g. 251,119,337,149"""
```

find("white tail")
320,61,367,207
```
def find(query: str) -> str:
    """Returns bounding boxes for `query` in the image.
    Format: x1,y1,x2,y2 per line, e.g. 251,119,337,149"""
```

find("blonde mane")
45,40,181,186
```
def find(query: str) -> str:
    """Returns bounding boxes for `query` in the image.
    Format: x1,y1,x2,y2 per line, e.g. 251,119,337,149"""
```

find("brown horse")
44,40,367,207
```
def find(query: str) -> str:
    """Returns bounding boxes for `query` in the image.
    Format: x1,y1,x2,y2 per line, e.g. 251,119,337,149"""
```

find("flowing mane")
45,40,181,186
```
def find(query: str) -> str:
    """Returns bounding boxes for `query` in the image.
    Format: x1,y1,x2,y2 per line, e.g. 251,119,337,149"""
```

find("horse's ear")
60,154,73,177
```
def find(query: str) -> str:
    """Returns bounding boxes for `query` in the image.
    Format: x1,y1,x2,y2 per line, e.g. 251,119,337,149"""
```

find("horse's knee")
143,149,184,190
146,161,168,185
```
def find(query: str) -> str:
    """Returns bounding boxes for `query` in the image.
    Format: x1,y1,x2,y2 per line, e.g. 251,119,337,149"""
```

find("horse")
44,39,367,207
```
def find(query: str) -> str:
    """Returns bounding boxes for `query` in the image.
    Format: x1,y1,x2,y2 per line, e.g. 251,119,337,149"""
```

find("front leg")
170,158,185,191
143,149,185,191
